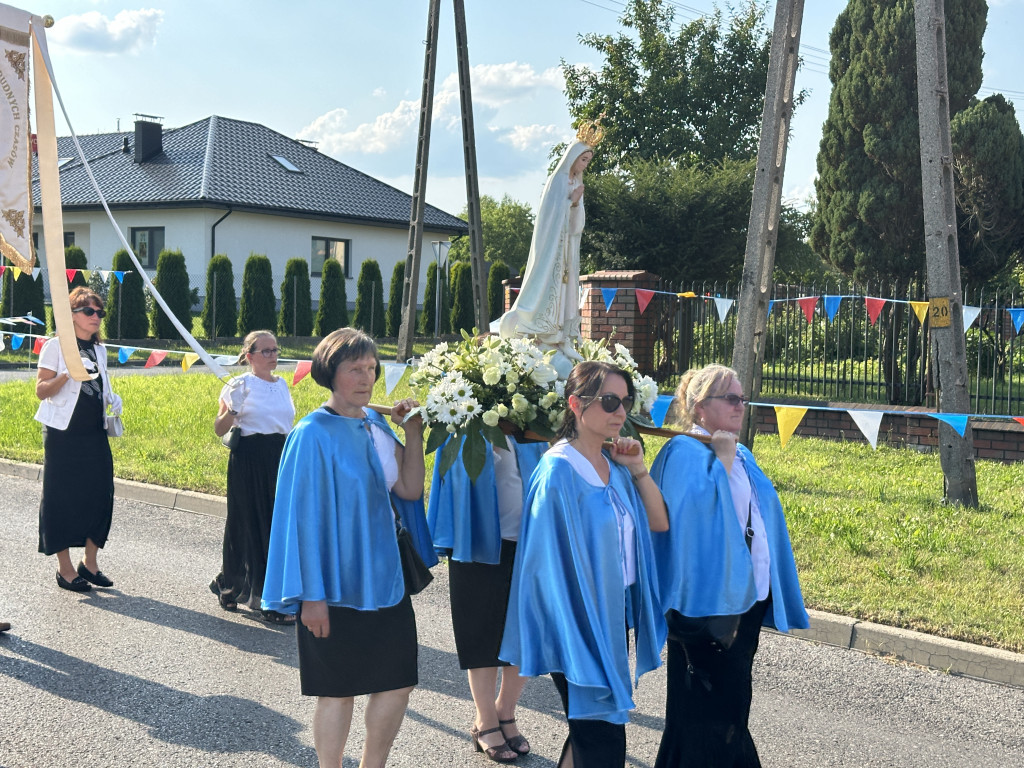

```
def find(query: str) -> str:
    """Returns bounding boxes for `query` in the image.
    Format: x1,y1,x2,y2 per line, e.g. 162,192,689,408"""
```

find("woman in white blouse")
211,330,295,622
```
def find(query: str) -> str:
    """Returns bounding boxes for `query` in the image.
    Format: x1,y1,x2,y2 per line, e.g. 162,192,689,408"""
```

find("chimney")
133,114,164,163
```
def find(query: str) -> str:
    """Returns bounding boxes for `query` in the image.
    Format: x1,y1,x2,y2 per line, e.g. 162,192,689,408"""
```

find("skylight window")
271,154,302,173
58,157,74,168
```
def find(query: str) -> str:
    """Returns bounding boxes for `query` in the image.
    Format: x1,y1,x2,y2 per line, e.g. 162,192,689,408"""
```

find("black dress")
38,339,114,555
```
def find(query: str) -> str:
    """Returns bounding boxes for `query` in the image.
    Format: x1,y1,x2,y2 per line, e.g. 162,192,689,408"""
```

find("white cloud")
500,124,563,152
440,62,563,108
372,87,387,98
50,9,163,55
299,101,420,155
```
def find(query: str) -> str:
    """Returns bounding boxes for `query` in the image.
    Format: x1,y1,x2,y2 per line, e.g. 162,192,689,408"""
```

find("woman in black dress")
35,287,122,592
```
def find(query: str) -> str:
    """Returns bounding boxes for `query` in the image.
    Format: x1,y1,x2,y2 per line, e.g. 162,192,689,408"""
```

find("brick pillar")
501,276,523,313
580,270,661,375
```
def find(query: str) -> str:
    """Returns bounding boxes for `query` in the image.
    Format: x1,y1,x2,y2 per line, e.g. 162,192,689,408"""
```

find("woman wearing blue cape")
261,328,430,768
650,364,808,768
500,361,669,768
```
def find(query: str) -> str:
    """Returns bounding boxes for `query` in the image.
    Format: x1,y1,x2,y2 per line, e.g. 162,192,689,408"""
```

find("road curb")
2,457,1021,688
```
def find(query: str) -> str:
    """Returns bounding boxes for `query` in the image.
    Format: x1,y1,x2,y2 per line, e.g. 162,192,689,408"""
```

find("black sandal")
470,725,517,763
499,719,530,755
209,578,237,612
260,609,296,625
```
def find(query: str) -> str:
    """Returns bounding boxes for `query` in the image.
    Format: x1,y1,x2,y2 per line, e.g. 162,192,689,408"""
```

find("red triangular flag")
33,336,44,354
0,265,5,276
144,350,168,368
635,289,655,315
65,269,77,282
797,296,818,324
1014,417,1024,429
865,297,887,326
293,360,312,385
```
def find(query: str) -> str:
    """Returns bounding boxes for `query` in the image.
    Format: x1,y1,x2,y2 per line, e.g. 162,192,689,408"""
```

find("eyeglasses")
72,307,106,318
705,394,749,407
581,393,635,414
252,347,279,358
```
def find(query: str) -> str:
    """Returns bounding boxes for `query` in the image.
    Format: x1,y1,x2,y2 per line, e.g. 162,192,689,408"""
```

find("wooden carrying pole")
731,0,804,448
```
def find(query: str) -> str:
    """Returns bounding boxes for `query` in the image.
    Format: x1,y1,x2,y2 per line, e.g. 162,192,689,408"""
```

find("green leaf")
526,418,556,439
481,421,509,449
462,426,488,483
438,432,463,479
621,418,644,448
425,425,448,455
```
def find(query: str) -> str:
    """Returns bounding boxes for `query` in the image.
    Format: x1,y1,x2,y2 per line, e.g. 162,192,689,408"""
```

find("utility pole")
914,0,978,506
732,0,804,447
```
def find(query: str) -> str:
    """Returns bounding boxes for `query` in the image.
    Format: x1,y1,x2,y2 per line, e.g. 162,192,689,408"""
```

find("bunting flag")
847,409,885,449
10,267,21,281
99,270,109,281
181,352,200,372
0,265,4,275
931,413,968,437
1015,417,1024,428
678,291,697,298
118,347,136,364
144,350,167,368
774,406,807,449
113,271,125,284
910,301,929,325
23,313,42,325
824,295,843,323
65,269,77,282
962,305,982,332
865,297,887,326
383,362,408,395
292,360,312,385
797,296,818,324
768,300,775,316
601,288,617,313
635,289,655,315
32,336,43,354
713,297,734,323
213,355,237,366
1008,308,1024,335
650,394,674,428
81,269,91,281
11,334,24,350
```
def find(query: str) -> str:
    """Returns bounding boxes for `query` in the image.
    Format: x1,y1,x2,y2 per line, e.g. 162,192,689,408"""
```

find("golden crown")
575,113,606,147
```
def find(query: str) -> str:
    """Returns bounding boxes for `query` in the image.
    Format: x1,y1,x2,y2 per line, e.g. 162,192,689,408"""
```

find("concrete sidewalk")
3,456,1021,691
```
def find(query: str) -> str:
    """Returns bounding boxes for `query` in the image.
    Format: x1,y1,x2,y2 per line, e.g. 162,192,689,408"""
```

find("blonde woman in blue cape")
500,361,668,768
650,364,808,768
427,433,547,762
261,328,430,768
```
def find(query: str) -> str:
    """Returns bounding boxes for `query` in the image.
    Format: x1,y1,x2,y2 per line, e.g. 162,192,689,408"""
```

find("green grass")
1,368,1022,653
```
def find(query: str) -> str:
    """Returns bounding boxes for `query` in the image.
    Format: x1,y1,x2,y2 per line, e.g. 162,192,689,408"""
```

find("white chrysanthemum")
614,343,637,369
634,375,658,413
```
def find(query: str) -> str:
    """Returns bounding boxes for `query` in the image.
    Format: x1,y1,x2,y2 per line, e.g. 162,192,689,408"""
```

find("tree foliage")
149,249,193,339
278,258,313,337
105,249,148,339
811,0,988,284
314,257,349,335
486,260,511,321
238,253,277,336
448,195,535,275
449,261,476,335
419,260,451,336
386,261,405,337
200,254,237,339
0,262,44,326
354,259,385,337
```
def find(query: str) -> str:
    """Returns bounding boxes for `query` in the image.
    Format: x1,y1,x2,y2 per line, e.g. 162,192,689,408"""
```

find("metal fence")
647,279,1024,416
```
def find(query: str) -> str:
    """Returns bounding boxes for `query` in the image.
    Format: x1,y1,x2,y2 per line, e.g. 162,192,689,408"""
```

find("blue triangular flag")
24,313,44,326
650,395,674,428
113,271,125,284
118,347,137,364
768,300,775,317
11,334,24,350
1008,308,1024,335
824,295,843,323
601,288,617,313
931,413,968,437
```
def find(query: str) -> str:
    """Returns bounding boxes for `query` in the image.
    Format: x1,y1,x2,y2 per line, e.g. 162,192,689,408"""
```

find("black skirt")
212,432,287,607
448,539,517,669
296,593,418,698
38,388,114,556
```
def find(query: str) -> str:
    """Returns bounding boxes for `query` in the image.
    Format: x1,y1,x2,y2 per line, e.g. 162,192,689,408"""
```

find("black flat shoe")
56,571,92,592
77,562,113,588
210,578,238,611
260,609,297,625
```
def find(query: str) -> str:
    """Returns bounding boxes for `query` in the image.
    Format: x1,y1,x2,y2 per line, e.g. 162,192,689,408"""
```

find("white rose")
506,370,520,385
482,366,502,386
482,410,500,427
512,393,529,413
529,363,558,385
496,404,509,417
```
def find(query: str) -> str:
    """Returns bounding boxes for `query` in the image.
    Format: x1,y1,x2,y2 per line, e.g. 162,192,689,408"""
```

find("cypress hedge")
486,259,510,321
0,260,44,326
149,249,193,339
419,260,451,335
449,261,476,335
200,254,237,339
314,257,348,335
104,249,149,339
353,259,385,337
386,261,405,337
238,253,277,336
64,245,88,291
278,258,313,337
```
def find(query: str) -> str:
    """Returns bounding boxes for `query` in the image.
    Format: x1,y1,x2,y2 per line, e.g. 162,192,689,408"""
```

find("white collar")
549,439,607,487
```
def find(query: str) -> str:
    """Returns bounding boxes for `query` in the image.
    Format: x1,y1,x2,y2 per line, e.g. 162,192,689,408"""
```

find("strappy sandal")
260,609,296,625
470,725,518,763
498,719,530,755
209,579,237,612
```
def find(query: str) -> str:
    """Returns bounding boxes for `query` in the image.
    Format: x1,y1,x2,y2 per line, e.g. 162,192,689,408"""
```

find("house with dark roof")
31,115,468,308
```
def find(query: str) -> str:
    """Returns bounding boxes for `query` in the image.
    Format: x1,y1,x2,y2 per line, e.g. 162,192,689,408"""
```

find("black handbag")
221,425,241,450
396,526,433,595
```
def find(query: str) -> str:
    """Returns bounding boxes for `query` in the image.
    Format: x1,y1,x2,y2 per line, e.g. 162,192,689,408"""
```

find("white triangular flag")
713,297,734,322
383,362,408,395
847,409,885,449
962,305,981,331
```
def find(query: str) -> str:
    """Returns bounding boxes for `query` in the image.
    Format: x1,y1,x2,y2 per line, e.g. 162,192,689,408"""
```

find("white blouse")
219,373,295,436
367,413,399,492
494,435,526,541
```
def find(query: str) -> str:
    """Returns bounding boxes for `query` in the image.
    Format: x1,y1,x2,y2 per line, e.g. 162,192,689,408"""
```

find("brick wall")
579,270,661,374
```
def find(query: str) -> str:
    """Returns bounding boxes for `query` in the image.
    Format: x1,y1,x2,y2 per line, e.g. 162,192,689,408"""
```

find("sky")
30,0,1024,220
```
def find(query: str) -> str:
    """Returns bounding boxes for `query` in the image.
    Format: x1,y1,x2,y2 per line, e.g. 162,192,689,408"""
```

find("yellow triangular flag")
774,406,807,449
81,270,92,281
182,352,200,371
910,301,929,325
11,267,22,280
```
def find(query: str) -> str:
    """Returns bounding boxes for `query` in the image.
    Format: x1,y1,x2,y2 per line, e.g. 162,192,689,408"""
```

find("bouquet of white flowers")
412,331,659,480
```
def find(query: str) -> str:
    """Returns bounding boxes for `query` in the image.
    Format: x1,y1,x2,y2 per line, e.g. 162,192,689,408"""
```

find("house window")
130,227,165,268
311,237,350,278
63,232,75,247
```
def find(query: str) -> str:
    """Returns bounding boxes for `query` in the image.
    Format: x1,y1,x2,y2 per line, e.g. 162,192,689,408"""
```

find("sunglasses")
72,307,106,318
705,394,749,407
252,347,279,358
581,393,635,414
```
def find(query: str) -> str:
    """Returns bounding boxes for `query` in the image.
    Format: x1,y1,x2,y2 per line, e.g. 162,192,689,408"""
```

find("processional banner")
0,4,32,272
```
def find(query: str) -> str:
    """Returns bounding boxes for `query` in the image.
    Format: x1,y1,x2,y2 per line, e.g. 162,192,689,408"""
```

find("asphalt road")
1,473,1021,768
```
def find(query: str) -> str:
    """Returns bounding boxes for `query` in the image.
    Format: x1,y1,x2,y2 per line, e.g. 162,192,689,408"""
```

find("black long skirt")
655,598,771,768
296,593,418,698
38,394,114,556
212,432,286,607
448,538,517,669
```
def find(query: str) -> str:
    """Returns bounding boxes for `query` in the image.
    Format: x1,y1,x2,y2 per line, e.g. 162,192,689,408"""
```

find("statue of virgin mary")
496,121,602,377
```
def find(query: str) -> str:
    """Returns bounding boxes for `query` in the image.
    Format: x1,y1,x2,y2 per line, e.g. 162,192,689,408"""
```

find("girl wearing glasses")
35,287,122,592
211,330,295,623
500,361,668,768
650,364,807,768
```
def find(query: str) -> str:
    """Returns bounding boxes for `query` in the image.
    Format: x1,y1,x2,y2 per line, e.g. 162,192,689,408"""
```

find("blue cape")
499,451,666,724
427,437,546,563
261,407,432,614
650,436,809,633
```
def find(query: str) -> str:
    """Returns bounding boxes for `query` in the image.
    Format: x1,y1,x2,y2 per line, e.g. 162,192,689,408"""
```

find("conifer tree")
149,249,193,339
200,254,237,339
449,261,475,335
486,260,510,321
314,258,348,335
385,261,405,337
353,259,385,337
278,258,313,337
104,249,148,339
238,253,277,336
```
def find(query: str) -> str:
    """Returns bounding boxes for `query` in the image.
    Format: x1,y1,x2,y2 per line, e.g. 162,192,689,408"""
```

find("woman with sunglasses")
650,364,807,768
500,361,668,768
35,287,122,592
211,330,295,622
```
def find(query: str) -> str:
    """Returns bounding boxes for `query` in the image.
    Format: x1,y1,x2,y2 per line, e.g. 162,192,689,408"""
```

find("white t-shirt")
219,373,295,436
367,413,399,492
